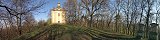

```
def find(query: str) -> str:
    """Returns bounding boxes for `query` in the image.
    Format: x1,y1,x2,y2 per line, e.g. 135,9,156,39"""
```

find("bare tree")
0,0,47,39
64,0,79,24
81,0,106,27
0,0,46,35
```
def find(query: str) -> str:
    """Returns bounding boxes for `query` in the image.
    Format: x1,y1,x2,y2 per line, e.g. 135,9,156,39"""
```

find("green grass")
14,24,137,40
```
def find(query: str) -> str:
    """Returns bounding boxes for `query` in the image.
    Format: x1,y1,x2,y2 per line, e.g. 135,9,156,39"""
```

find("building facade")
51,2,66,24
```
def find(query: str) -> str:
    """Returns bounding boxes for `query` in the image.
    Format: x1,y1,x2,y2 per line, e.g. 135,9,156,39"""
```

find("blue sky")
34,0,66,21
33,0,159,23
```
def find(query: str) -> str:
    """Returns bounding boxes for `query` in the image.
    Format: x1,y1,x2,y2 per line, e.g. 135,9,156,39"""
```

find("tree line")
0,0,160,40
63,0,160,39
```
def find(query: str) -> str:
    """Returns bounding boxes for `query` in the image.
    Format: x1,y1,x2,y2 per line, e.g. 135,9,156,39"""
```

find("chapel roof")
52,2,66,11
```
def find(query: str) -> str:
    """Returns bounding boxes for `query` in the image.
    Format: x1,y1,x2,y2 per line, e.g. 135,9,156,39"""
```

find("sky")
33,0,159,24
34,0,66,21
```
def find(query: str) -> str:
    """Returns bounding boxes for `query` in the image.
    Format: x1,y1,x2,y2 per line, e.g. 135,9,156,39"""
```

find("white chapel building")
51,2,66,24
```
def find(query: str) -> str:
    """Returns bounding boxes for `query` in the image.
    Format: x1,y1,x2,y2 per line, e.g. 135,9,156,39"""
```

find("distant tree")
46,18,52,25
114,13,122,33
80,0,107,27
144,0,155,39
22,14,36,33
154,0,160,23
64,0,78,24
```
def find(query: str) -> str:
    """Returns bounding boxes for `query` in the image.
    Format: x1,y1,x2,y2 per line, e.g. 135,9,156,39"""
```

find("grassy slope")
14,24,136,40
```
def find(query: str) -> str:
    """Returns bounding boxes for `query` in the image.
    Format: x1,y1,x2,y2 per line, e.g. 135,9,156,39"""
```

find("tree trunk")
90,15,93,27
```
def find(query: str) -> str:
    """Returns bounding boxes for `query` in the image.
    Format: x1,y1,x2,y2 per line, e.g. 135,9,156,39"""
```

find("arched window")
58,13,60,16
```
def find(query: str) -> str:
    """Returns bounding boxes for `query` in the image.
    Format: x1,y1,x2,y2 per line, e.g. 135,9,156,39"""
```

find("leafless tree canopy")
0,0,160,40
0,0,46,40
63,0,160,39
